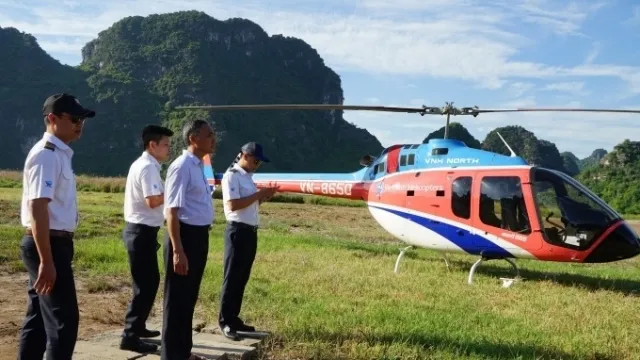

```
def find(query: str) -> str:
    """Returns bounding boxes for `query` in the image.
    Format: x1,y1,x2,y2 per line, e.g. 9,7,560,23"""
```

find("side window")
408,154,415,165
400,155,407,166
479,176,531,234
451,176,472,219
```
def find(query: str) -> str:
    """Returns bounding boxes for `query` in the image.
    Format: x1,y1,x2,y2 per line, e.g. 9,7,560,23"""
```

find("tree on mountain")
481,125,566,173
422,122,482,149
560,152,580,176
578,148,608,170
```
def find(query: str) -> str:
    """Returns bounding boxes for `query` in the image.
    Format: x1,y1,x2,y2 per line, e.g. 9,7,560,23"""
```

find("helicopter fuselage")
206,139,640,265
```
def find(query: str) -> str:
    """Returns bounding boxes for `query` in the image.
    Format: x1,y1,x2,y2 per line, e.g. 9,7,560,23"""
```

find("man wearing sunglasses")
218,142,278,340
18,93,95,360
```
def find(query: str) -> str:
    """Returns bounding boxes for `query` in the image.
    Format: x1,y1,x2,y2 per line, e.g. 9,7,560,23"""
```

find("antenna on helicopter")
496,131,517,157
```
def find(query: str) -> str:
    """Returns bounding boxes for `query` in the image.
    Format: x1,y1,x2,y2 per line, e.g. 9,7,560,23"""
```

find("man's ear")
46,113,56,124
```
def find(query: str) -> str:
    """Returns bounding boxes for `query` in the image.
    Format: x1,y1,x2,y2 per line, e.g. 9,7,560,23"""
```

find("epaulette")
43,141,55,151
228,168,238,173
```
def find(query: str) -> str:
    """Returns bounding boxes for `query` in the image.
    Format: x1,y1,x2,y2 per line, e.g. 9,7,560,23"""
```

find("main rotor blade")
175,104,640,115
175,104,432,114
476,108,640,114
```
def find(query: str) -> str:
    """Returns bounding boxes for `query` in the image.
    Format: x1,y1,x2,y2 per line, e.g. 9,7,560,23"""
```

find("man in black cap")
18,93,95,360
218,142,278,340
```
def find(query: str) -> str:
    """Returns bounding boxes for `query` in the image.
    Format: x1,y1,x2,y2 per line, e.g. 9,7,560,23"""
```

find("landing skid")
393,246,451,273
468,256,520,287
393,248,520,287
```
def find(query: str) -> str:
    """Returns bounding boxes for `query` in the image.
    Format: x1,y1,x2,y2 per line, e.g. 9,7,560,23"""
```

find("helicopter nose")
584,221,640,263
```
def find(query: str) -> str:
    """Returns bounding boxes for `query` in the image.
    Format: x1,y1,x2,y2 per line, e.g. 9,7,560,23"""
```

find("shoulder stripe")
43,141,55,151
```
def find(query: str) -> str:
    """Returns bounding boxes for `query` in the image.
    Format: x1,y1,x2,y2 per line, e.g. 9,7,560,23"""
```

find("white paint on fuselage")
366,201,537,259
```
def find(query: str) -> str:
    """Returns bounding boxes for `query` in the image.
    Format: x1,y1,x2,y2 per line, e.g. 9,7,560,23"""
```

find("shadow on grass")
445,258,640,296
273,329,611,360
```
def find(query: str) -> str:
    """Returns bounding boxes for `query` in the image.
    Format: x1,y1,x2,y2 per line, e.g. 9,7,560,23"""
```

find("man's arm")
25,152,58,294
221,173,264,211
140,165,164,209
164,164,188,275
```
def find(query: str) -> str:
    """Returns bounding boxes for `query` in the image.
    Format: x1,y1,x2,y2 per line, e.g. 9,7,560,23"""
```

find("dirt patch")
0,269,133,360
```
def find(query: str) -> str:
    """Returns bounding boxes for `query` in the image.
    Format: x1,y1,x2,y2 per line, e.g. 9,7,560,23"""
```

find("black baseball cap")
42,93,96,118
241,142,270,162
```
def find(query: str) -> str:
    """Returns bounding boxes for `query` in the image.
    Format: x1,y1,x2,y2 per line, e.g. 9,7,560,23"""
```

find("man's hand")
34,262,56,295
173,249,189,275
259,185,279,202
29,198,55,295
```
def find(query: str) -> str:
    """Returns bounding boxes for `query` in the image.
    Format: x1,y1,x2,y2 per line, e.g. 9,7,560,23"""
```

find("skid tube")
393,246,451,273
467,255,520,286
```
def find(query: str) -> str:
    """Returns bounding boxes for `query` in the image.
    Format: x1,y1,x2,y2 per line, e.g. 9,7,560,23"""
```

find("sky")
2,0,640,159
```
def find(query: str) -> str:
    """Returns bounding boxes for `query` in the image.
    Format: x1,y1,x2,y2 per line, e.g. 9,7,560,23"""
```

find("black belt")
228,221,258,231
24,228,74,239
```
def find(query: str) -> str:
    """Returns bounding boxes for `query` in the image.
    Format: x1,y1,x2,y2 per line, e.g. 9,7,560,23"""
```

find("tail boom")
253,178,367,200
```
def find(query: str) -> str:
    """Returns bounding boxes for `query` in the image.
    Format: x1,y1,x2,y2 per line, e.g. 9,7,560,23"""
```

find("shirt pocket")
189,168,207,196
59,166,75,194
238,180,256,197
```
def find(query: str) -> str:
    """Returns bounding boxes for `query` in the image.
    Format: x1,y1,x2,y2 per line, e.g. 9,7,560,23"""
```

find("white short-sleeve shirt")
21,132,78,233
222,163,259,226
124,151,165,227
164,150,214,226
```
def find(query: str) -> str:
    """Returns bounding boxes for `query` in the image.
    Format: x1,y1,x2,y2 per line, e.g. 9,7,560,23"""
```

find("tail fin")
202,154,222,191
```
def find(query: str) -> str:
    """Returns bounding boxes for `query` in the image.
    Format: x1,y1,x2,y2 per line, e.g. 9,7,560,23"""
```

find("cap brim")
257,154,270,163
68,103,96,118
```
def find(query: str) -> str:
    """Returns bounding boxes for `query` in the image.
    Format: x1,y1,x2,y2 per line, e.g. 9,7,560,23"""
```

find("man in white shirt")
18,93,95,360
218,142,278,340
161,119,216,360
120,124,174,353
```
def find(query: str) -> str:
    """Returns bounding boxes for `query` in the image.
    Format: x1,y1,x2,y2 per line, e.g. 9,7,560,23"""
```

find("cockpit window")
531,168,619,250
479,176,532,234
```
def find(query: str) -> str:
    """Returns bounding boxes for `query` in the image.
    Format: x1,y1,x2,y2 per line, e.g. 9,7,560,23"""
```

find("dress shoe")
235,318,256,332
120,336,158,353
221,325,239,341
137,328,161,338
235,322,255,332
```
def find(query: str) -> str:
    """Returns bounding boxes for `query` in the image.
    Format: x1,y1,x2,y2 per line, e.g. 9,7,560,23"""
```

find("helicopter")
182,102,640,286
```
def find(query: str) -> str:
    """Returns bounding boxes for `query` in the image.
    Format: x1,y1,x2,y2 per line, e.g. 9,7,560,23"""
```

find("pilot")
161,119,216,360
119,125,174,353
18,93,95,360
218,142,278,340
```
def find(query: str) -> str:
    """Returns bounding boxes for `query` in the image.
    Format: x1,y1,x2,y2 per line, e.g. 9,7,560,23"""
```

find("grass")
0,170,364,208
1,187,640,359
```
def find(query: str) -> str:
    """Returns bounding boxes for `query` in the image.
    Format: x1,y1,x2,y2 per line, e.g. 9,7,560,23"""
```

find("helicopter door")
386,145,402,174
472,174,542,252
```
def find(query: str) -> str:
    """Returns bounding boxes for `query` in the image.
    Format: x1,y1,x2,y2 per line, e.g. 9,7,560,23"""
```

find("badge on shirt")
45,180,52,188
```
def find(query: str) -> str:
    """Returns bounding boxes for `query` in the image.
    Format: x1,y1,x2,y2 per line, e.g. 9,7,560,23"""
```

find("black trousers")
218,221,258,328
161,221,210,360
17,234,79,360
122,221,160,338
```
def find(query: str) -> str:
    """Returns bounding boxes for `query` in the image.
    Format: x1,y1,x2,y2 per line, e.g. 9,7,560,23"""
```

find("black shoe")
235,318,256,332
136,328,161,338
235,322,255,332
120,336,158,353
221,325,239,341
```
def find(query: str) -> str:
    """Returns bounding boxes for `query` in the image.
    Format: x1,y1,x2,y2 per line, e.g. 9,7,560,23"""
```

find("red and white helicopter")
190,102,640,286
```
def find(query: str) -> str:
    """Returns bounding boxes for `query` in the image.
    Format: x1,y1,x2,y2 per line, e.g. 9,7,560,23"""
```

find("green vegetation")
0,12,382,177
1,187,639,359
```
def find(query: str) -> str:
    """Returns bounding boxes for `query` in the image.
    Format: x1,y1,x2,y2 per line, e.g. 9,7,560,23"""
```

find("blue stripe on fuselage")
369,205,514,258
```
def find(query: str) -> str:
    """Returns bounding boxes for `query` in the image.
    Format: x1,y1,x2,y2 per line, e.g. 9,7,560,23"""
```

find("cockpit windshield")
531,167,621,250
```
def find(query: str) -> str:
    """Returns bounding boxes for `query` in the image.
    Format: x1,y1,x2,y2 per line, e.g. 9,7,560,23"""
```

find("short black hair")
182,119,211,146
142,125,174,149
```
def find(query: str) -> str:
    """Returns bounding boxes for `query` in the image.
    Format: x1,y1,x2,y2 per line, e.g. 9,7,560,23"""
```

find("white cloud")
585,41,600,64
541,82,587,95
2,0,635,92
1,0,638,159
